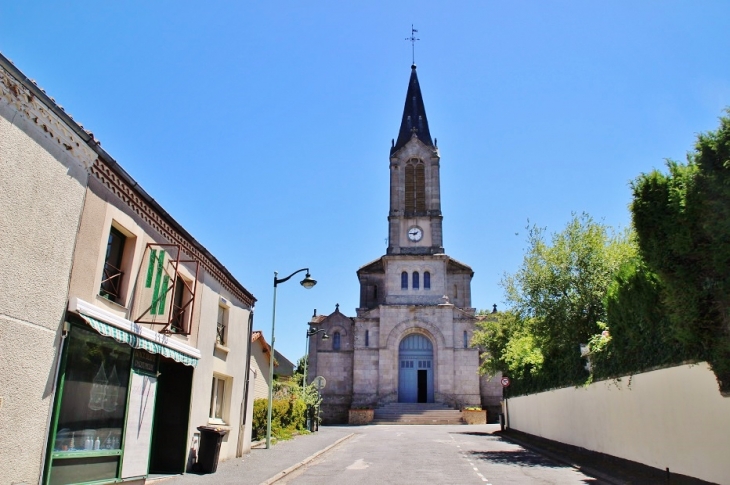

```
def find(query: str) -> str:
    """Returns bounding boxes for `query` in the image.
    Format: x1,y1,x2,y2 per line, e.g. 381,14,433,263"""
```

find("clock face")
407,226,423,242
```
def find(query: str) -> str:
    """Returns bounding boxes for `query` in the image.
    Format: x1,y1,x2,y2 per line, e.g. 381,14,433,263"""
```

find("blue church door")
398,334,434,403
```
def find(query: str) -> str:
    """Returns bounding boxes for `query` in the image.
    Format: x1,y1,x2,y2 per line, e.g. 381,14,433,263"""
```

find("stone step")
371,402,464,425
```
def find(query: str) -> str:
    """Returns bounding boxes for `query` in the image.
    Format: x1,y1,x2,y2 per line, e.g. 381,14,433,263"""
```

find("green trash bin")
196,426,228,473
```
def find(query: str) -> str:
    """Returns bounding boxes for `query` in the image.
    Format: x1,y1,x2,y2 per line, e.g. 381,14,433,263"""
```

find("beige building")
0,54,257,485
249,331,273,401
307,65,502,423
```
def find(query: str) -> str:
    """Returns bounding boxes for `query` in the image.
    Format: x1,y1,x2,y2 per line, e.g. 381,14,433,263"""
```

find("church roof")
392,65,433,154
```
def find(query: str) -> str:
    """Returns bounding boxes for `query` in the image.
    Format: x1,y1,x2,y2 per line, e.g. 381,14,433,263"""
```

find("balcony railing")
216,322,226,345
100,262,124,301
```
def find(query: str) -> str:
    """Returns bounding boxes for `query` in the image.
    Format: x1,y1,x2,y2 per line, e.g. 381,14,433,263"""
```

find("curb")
259,433,356,485
498,432,626,485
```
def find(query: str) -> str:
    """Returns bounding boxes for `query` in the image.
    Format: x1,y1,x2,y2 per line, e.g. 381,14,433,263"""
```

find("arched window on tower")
412,271,420,289
401,272,408,289
424,271,431,289
405,158,426,213
333,332,341,351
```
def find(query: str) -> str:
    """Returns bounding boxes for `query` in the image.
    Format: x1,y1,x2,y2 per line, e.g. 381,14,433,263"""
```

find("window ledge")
215,343,230,354
96,293,128,310
206,420,230,429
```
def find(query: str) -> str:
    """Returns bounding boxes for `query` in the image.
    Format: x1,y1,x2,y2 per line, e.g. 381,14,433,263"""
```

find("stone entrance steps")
371,403,464,425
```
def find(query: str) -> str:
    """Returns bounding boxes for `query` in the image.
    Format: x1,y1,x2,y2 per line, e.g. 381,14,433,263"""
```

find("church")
306,65,502,423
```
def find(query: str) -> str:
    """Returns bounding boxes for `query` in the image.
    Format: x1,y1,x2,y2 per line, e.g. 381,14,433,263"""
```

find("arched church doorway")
398,334,434,403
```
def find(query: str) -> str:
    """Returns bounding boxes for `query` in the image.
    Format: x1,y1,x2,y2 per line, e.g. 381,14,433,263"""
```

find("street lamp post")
303,327,328,432
266,268,316,450
303,327,328,388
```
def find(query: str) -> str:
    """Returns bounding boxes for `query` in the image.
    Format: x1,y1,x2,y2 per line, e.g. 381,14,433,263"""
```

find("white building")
0,53,257,485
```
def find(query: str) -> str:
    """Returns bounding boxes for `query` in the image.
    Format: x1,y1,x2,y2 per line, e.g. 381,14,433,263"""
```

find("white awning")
69,298,201,367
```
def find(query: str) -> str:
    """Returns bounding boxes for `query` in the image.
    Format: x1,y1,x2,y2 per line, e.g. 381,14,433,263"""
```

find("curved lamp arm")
274,268,317,289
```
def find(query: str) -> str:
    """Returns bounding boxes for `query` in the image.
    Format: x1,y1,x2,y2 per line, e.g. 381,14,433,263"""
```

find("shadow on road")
468,449,565,468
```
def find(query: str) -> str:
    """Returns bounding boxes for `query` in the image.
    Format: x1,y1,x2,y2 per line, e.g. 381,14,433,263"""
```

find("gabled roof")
251,330,271,353
392,65,433,154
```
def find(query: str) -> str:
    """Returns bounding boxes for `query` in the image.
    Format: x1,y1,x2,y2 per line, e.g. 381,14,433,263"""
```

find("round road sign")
501,376,511,387
313,376,327,389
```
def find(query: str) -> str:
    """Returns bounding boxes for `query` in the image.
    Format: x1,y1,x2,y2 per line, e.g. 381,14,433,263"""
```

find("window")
171,277,192,333
405,158,426,213
412,271,419,289
216,305,227,345
209,376,228,423
424,271,430,289
100,227,126,301
333,332,341,351
401,271,408,289
464,330,468,349
365,330,369,347
48,324,132,483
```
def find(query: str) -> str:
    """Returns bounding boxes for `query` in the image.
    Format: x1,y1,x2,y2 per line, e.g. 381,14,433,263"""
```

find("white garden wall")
506,362,730,484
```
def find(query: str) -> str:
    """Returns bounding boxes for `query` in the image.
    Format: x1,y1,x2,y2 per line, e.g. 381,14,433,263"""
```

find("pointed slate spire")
392,64,433,154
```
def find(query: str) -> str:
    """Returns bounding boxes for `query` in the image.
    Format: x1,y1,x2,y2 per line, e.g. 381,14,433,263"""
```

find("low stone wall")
505,362,730,484
348,409,374,425
320,393,352,425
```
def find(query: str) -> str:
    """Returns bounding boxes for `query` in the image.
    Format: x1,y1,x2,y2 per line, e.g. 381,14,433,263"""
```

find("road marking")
345,458,369,470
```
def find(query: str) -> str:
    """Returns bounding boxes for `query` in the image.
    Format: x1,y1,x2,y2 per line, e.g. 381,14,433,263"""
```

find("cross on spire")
405,24,419,65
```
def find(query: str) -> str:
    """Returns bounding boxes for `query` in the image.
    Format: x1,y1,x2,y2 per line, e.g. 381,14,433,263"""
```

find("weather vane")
406,24,420,65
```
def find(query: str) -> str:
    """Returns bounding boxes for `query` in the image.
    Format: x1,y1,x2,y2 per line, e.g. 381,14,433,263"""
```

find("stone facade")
307,66,502,424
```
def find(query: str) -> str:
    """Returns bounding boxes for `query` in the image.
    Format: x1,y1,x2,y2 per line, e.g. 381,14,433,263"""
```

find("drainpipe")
236,309,255,458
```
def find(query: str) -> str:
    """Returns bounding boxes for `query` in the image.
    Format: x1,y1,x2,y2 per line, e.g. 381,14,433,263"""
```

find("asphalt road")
278,424,607,485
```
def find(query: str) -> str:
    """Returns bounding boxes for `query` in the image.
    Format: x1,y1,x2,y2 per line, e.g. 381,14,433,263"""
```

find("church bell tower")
387,64,444,255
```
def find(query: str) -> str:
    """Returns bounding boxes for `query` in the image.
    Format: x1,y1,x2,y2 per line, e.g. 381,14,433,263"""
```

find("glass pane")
214,379,225,419
49,456,119,485
54,325,131,453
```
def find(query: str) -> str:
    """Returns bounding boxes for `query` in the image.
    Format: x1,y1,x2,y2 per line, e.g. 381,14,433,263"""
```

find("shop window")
47,324,132,483
401,271,408,289
209,375,229,424
216,305,228,345
100,227,127,302
412,271,420,289
333,332,341,351
424,271,431,289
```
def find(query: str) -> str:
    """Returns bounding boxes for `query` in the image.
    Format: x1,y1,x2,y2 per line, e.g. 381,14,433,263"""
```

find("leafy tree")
631,111,730,393
589,257,694,379
475,213,636,394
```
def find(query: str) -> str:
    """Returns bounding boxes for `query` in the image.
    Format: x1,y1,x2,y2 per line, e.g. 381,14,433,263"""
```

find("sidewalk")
156,427,355,485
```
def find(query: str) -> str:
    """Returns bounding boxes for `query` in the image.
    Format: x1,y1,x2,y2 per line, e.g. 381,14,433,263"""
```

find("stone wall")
0,64,90,485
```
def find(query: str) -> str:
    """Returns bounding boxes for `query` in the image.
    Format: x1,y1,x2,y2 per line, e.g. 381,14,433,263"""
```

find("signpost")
501,376,511,431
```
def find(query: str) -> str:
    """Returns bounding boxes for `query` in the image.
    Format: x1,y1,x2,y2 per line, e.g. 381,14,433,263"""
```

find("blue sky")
3,2,729,363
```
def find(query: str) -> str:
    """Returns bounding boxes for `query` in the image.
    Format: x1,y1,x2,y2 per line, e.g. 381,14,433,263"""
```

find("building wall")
250,341,271,401
186,277,252,463
0,66,91,485
506,363,730,485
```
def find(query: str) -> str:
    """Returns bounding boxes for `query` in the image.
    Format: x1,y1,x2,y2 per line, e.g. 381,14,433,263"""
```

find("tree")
631,111,730,393
475,213,636,394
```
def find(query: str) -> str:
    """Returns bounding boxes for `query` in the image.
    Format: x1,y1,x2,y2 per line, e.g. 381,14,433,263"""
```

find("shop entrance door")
148,357,193,474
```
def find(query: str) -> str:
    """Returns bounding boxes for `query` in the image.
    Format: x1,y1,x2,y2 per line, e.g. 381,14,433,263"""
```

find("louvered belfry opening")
405,158,426,214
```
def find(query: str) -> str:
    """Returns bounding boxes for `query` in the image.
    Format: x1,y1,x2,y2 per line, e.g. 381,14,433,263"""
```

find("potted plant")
462,406,487,425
